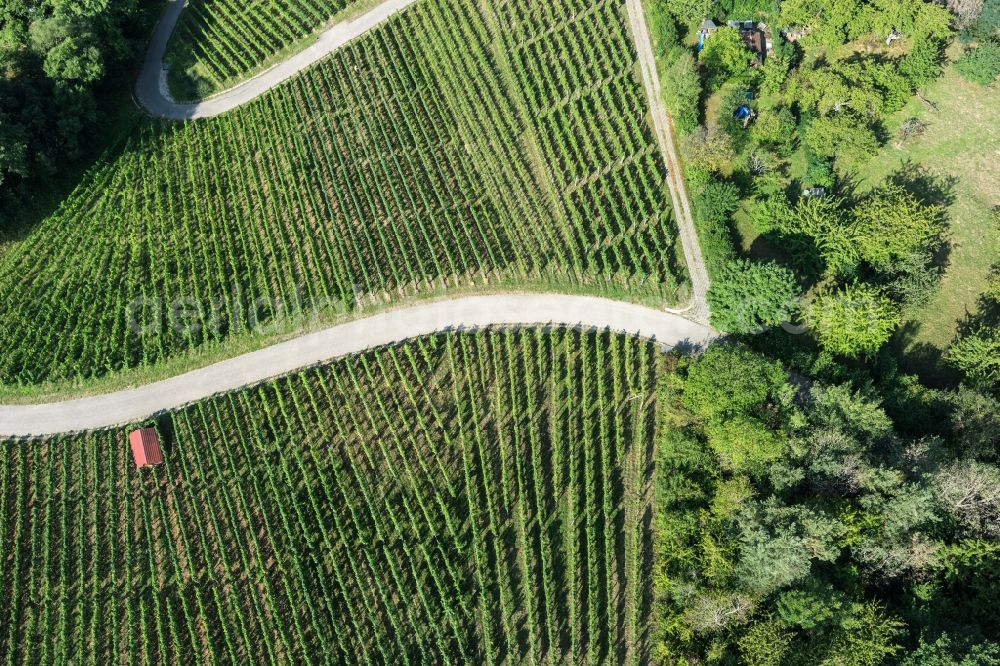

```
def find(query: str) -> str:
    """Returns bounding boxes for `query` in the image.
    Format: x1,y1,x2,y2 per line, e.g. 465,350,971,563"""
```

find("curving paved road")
135,0,421,119
2,3,719,438
0,294,716,438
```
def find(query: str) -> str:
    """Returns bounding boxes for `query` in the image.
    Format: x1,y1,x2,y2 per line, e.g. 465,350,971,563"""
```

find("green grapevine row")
165,0,357,97
0,329,658,664
0,0,684,387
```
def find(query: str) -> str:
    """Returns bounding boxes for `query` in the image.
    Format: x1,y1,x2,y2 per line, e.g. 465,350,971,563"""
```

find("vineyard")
164,0,359,98
0,0,684,388
0,329,659,664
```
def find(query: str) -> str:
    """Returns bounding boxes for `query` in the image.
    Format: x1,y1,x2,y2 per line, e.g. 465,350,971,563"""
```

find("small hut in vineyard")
129,428,164,468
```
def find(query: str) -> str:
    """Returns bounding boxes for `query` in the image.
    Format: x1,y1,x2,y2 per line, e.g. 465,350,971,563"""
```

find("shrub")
706,415,785,470
956,40,1000,85
661,0,708,24
948,327,1000,386
690,176,740,275
751,107,797,156
805,113,880,162
663,52,702,133
969,0,1000,39
681,345,790,422
738,619,794,666
776,584,847,629
823,603,906,666
682,124,736,177
696,180,740,223
900,38,945,88
646,0,680,60
747,194,792,235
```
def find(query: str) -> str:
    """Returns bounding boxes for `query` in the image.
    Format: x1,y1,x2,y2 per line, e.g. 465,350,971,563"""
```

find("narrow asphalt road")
0,295,716,438
135,0,421,119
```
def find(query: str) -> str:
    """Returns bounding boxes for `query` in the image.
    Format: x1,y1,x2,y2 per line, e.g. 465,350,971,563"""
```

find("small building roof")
741,28,766,61
700,19,717,31
129,428,164,468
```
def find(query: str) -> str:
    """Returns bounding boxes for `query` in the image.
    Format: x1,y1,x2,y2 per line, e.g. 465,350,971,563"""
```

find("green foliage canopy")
807,284,901,355
663,51,703,133
0,0,141,220
956,39,1000,85
700,27,753,89
853,182,947,272
708,259,801,334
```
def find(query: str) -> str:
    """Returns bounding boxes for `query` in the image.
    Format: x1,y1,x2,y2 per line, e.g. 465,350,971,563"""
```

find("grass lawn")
849,64,1000,382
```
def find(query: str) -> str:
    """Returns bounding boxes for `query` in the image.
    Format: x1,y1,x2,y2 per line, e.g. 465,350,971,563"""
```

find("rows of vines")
0,0,683,388
165,0,357,98
492,0,685,283
0,329,657,664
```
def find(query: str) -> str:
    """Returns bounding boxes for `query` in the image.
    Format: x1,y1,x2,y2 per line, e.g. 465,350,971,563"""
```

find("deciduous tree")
946,0,986,30
807,284,900,356
948,327,1000,385
933,461,1000,538
853,182,946,272
708,259,800,334
700,26,753,89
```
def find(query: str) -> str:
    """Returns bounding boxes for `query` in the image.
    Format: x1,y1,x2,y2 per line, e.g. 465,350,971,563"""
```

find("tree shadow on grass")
891,319,962,389
956,261,1000,337
887,160,959,209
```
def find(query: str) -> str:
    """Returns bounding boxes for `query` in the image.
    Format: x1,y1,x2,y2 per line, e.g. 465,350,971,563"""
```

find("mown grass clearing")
849,64,1000,379
0,329,658,664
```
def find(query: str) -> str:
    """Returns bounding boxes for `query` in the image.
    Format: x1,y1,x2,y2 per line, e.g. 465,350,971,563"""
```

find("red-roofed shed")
129,428,164,468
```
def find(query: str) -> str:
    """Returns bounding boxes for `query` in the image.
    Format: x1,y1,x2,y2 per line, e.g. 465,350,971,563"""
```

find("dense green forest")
0,0,150,223
655,344,1000,664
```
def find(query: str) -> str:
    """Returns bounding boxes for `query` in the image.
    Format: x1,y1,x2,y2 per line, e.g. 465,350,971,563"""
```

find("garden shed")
129,428,164,468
